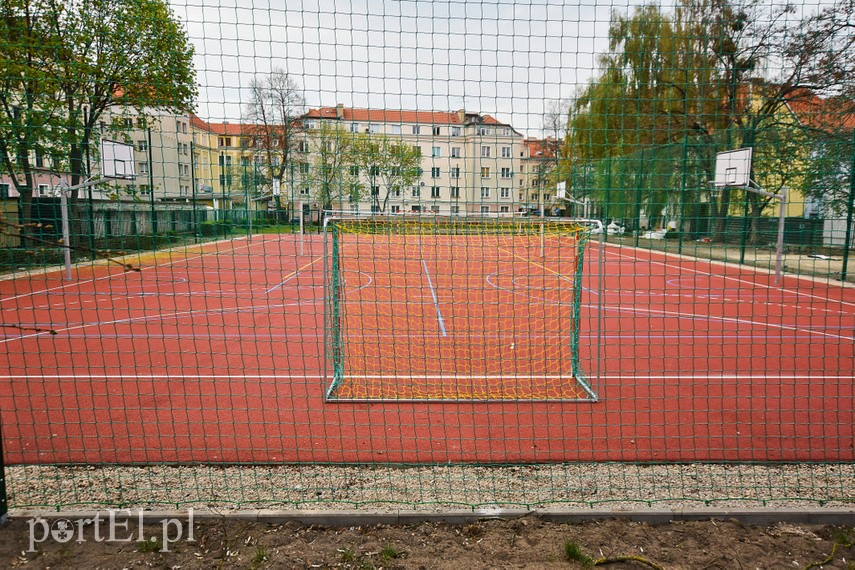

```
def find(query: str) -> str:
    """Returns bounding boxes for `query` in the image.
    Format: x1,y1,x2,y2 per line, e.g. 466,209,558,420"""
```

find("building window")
502,146,511,158
412,187,420,198
369,124,380,133
481,187,490,199
139,185,151,196
297,141,308,153
139,162,149,174
306,120,316,129
431,205,440,213
450,205,460,214
500,187,510,199
391,205,401,213
520,164,525,173
481,167,490,178
392,188,401,197
480,205,490,213
451,147,460,158
350,123,360,133
431,186,440,198
501,167,512,178
412,125,420,135
503,128,511,136
371,186,380,196
451,167,460,178
480,127,490,136
0,183,8,198
481,146,491,157
412,205,421,212
432,146,441,158
300,187,310,196
218,137,231,148
391,125,401,135
137,140,147,152
431,167,440,178
350,165,359,176
544,193,551,201
450,186,460,198
452,127,461,137
432,126,441,136
532,193,539,201
500,205,509,213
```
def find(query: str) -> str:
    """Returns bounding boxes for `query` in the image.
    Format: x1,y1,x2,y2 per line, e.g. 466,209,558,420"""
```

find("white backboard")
101,138,136,179
714,147,752,188
556,181,566,199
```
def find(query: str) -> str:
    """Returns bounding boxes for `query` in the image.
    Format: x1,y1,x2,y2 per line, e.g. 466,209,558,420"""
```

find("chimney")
336,103,345,119
457,109,465,123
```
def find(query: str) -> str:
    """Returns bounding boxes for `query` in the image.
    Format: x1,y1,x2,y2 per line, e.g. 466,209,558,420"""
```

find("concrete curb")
9,508,855,527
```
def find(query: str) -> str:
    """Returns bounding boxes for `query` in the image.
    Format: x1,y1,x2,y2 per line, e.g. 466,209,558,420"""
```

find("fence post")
841,129,855,282
678,137,689,255
0,420,7,523
634,148,644,247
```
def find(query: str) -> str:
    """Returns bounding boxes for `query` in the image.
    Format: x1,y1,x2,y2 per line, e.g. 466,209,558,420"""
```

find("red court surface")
1,233,853,465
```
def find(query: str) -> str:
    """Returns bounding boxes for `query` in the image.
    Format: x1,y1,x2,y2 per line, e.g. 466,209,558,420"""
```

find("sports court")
1,228,852,466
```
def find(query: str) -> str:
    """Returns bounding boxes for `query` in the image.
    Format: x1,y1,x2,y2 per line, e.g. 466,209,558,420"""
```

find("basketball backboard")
101,138,136,179
714,147,752,188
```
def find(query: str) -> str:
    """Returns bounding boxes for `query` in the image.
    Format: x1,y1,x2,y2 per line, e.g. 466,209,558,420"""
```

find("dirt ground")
0,516,853,569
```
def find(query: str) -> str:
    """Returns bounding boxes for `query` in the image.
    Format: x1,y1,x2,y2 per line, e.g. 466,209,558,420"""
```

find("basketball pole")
57,176,115,281
745,181,787,286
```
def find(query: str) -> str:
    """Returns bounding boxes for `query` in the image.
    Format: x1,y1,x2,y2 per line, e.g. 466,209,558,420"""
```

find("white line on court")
1,374,850,380
0,236,254,304
0,300,318,344
421,259,448,337
595,302,855,342
599,243,855,309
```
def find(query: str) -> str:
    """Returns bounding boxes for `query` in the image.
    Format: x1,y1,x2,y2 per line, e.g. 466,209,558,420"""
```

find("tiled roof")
786,92,855,132
190,115,246,135
524,137,558,159
304,107,505,126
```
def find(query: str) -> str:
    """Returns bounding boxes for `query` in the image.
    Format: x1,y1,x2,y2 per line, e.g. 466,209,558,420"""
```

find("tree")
242,69,305,214
0,0,196,244
565,0,855,243
686,0,855,242
305,123,362,212
351,133,421,212
0,0,65,235
565,4,718,228
803,127,855,217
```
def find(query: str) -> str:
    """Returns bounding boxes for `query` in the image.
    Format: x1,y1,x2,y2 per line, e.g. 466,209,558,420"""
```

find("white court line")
1,375,850,380
0,300,316,345
0,236,255,304
421,259,447,337
597,302,855,342
597,242,855,309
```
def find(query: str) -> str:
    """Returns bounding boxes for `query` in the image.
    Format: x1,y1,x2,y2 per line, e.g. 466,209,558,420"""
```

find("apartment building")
301,105,524,215
519,138,560,215
0,106,195,203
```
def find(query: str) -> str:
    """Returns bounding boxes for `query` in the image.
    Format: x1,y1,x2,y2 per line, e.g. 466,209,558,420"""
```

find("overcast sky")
170,0,831,136
170,0,665,136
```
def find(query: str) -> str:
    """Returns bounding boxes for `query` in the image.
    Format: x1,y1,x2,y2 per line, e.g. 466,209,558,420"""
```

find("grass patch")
563,540,594,566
